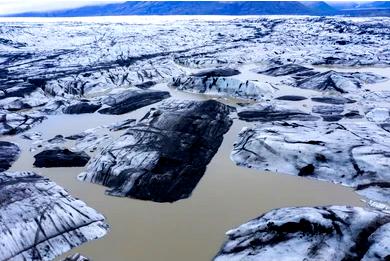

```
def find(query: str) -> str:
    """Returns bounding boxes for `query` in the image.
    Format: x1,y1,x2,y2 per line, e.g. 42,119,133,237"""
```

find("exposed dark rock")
98,89,170,115
311,96,356,104
33,148,90,167
0,141,20,171
214,206,390,261
79,99,233,202
231,121,390,205
237,104,320,122
63,101,101,114
257,64,313,76
275,95,307,101
191,67,240,77
0,171,108,261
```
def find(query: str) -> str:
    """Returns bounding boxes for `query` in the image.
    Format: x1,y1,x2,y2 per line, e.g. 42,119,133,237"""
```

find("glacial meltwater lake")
4,66,365,261
1,15,389,261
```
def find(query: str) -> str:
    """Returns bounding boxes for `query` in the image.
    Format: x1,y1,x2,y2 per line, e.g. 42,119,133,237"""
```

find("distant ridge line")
3,1,390,17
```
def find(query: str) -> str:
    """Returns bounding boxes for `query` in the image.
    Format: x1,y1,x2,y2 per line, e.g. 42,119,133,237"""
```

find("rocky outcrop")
237,104,319,122
34,148,90,167
0,141,20,171
0,171,108,261
231,121,390,205
214,206,390,261
98,89,170,115
79,99,233,202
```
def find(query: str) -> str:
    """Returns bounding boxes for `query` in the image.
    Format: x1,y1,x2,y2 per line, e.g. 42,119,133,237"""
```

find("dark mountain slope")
8,1,316,17
7,1,389,17
301,1,338,15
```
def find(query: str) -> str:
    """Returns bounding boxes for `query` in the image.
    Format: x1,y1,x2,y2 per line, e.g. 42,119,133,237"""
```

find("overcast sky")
0,0,373,16
0,0,125,15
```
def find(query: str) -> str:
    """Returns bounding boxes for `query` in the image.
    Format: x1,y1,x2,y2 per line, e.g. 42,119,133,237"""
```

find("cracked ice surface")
0,171,108,261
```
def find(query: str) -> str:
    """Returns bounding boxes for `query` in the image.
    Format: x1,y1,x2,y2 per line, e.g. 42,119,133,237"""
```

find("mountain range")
5,1,390,17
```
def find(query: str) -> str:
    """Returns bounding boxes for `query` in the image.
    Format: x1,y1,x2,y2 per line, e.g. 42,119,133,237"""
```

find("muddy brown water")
2,75,365,261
